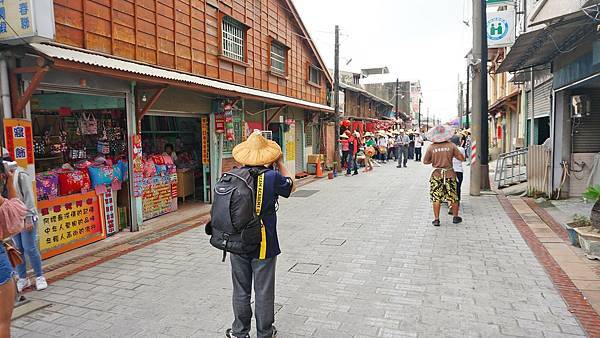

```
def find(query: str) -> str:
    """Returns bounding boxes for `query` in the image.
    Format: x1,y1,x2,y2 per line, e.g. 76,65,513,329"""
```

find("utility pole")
466,63,470,129
480,0,490,191
333,25,341,173
395,78,400,116
458,79,464,129
418,98,422,132
471,0,491,195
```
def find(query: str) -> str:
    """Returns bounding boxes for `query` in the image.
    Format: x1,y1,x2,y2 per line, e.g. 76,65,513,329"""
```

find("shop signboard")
102,190,117,236
132,134,144,198
201,117,209,165
215,114,225,133
0,0,55,45
38,191,104,259
4,118,34,176
142,175,177,220
487,10,516,48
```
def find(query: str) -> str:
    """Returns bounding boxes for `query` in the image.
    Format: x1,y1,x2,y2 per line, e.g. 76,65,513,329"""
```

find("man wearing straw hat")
423,125,466,226
225,131,295,338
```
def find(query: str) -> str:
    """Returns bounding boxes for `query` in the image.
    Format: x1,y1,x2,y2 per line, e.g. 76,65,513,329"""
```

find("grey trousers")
397,146,409,166
230,254,277,338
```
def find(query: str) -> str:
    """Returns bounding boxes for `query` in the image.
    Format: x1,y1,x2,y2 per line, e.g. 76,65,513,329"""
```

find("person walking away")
414,132,424,162
449,135,465,215
395,129,410,168
364,132,376,172
220,131,295,338
408,132,415,160
339,133,349,171
347,132,359,176
423,125,465,226
0,168,28,338
3,150,47,292
377,131,388,163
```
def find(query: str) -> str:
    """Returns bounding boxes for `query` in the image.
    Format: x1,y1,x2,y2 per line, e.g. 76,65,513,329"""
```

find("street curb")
497,195,600,338
522,197,569,242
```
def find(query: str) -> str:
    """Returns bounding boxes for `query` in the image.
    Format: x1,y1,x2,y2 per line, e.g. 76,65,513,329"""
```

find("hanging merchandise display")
30,90,131,259
140,114,206,206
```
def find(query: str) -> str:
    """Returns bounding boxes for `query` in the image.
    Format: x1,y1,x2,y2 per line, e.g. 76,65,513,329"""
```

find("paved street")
12,160,586,337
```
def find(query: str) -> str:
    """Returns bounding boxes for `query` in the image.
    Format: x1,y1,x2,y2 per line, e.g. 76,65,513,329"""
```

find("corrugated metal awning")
497,15,596,73
30,43,333,112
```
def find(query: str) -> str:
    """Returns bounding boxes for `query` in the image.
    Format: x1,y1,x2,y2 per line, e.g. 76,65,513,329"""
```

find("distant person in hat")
347,131,360,176
339,133,350,171
423,126,465,226
225,131,295,338
395,129,410,168
387,131,397,161
376,131,388,163
414,132,424,162
364,132,376,172
408,131,415,160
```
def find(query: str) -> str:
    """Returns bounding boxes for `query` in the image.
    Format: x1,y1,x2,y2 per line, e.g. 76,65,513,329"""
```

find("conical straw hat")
427,125,455,143
232,130,282,166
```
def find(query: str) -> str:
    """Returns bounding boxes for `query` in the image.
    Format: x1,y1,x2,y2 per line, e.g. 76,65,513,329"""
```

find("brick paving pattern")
11,162,587,337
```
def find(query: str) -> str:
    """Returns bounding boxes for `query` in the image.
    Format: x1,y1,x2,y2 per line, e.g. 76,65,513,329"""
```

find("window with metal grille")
304,123,313,147
309,65,321,85
222,16,245,62
270,42,286,74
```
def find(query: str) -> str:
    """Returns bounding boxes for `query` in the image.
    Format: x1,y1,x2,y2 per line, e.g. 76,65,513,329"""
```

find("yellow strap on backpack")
255,173,267,259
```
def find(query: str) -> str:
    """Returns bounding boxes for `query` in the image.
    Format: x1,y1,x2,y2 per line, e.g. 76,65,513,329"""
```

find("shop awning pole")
13,66,48,117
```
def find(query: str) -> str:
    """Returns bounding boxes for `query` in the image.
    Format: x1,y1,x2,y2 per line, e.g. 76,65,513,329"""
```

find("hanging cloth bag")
80,112,98,135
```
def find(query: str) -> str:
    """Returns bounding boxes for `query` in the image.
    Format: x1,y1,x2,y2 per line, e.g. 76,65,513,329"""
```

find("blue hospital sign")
487,10,515,48
488,17,508,41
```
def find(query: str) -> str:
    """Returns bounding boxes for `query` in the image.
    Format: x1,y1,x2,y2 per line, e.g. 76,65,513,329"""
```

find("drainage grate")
320,238,347,246
288,263,321,274
342,222,362,229
291,190,319,198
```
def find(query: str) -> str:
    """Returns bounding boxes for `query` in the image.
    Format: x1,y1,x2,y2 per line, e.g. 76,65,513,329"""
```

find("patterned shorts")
430,175,459,204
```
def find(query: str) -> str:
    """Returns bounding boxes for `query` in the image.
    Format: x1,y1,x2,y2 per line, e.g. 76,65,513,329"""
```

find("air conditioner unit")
261,131,273,140
571,95,591,118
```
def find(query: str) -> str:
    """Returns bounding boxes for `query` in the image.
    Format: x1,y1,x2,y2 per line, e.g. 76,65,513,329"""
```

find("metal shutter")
533,81,552,118
573,92,600,153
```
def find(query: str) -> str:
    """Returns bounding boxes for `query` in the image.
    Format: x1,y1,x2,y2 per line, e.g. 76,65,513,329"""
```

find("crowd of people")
338,128,426,175
338,125,471,227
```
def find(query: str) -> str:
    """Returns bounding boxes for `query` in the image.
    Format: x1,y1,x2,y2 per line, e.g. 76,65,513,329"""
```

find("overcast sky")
294,0,473,122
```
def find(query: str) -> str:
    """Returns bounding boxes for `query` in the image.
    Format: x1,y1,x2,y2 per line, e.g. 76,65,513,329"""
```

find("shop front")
18,68,136,259
139,88,213,216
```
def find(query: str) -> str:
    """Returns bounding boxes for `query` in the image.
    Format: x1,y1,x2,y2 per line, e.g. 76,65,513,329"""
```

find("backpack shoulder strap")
255,172,265,216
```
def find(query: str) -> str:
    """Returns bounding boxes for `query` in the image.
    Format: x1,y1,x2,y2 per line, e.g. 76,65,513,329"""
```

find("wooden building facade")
52,0,331,106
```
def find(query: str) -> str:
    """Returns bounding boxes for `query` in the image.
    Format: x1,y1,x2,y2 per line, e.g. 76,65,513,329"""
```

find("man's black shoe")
396,165,402,168
226,329,249,338
352,172,359,176
453,216,463,224
432,219,441,227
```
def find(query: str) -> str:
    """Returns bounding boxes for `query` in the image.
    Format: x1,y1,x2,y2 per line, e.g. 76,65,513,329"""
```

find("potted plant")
564,214,591,247
574,185,600,259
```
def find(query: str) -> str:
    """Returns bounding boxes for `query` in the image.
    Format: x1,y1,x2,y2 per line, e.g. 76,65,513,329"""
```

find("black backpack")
207,167,268,261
